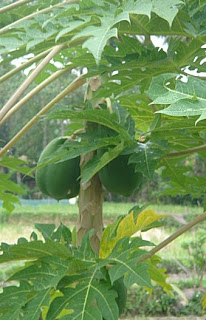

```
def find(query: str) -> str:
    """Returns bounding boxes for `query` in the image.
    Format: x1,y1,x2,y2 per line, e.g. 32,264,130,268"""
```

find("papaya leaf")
107,238,152,288
0,173,24,213
0,239,72,263
0,155,33,176
123,0,182,26
148,265,172,292
17,288,50,320
112,102,136,137
55,16,91,42
160,157,188,187
122,0,152,18
48,108,130,135
0,281,35,320
34,224,56,240
118,94,154,132
99,209,163,259
170,283,188,305
146,72,176,100
148,74,206,124
0,190,21,213
51,223,72,244
202,293,206,312
0,173,24,194
8,258,70,291
81,142,125,184
128,141,167,179
46,271,119,320
152,0,183,26
72,4,130,64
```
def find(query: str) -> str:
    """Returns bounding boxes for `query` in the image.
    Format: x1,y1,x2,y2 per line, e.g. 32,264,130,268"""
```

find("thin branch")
0,49,51,84
0,76,86,158
0,0,30,14
0,0,79,35
138,212,206,263
0,44,65,122
0,65,73,126
166,143,206,158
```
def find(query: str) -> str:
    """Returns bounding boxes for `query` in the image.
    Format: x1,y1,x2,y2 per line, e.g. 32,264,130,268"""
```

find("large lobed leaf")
46,272,119,320
0,0,186,63
147,74,206,124
0,219,171,320
99,208,164,259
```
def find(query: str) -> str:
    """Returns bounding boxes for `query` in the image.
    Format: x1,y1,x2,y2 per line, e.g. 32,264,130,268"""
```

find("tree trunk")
77,152,104,254
76,76,104,254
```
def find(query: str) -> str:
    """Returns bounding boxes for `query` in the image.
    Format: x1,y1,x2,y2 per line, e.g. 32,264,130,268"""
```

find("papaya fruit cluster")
36,137,141,200
36,137,80,200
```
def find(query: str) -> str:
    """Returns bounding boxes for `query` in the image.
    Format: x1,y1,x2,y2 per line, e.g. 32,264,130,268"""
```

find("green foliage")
0,208,170,320
148,74,206,124
125,285,204,317
1,0,206,207
180,230,206,287
125,286,178,316
0,156,33,212
111,277,127,315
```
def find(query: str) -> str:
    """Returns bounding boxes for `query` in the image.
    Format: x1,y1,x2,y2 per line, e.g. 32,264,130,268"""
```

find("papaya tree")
0,0,206,319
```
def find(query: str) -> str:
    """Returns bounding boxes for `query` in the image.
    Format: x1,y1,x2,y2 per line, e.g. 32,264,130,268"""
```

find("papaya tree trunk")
77,152,104,253
76,76,104,253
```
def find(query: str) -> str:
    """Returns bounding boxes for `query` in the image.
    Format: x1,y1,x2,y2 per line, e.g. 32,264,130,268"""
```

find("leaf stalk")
0,0,79,35
138,212,206,263
0,49,51,84
0,76,86,157
0,44,65,122
166,144,206,158
0,65,73,126
0,0,31,14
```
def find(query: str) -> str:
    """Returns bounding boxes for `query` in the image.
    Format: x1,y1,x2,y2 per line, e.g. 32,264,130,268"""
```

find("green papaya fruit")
98,152,142,197
112,277,127,315
36,137,80,200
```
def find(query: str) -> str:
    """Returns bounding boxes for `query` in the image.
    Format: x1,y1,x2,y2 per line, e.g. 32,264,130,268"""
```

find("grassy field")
0,201,205,270
0,200,204,245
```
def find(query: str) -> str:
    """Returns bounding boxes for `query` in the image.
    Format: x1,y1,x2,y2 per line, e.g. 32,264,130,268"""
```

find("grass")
0,200,203,220
0,201,204,244
0,200,204,270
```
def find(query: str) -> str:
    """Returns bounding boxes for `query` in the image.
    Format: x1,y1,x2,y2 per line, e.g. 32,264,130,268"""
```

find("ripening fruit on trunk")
36,137,80,200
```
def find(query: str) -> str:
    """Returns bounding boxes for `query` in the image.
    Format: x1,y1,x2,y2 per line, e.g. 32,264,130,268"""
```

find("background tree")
0,0,206,319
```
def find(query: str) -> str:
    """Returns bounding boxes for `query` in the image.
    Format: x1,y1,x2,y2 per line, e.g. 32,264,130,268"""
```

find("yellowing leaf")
99,209,164,259
135,209,165,230
99,225,118,259
202,293,206,311
57,308,73,319
170,283,188,305
117,211,137,238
